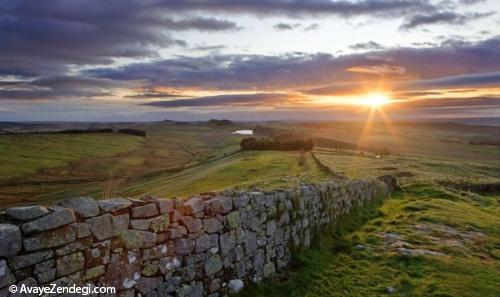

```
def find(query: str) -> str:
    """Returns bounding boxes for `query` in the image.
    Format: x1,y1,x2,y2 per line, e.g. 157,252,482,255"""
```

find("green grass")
122,150,330,198
0,133,143,180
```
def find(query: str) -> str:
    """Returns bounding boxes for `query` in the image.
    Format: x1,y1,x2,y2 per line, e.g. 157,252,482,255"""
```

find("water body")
232,130,253,135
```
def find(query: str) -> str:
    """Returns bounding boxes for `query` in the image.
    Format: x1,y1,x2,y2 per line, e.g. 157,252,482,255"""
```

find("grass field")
0,120,498,296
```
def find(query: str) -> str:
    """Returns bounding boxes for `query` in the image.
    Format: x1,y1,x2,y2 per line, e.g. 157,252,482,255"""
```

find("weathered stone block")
56,252,85,277
130,218,151,230
86,214,114,240
176,282,203,297
76,222,91,238
142,244,168,261
112,213,130,236
120,230,157,249
179,216,202,233
82,265,105,281
150,214,170,232
101,251,141,290
173,238,194,255
159,257,181,274
226,211,240,229
204,254,223,276
21,208,75,234
23,223,76,252
98,198,132,213
8,250,53,270
131,203,159,218
195,234,218,253
59,197,99,218
157,276,181,295
228,279,244,294
136,276,163,295
245,231,258,254
85,240,110,267
180,197,205,215
220,231,235,254
207,197,232,214
203,218,223,234
6,205,49,221
0,260,16,288
0,224,22,257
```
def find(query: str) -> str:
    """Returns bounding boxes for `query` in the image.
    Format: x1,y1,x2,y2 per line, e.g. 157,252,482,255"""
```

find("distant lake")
232,129,253,135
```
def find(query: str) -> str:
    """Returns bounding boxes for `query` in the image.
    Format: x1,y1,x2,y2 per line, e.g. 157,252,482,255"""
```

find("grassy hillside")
0,133,143,180
122,150,330,198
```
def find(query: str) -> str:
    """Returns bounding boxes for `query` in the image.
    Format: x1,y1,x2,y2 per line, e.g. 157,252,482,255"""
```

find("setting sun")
365,93,390,107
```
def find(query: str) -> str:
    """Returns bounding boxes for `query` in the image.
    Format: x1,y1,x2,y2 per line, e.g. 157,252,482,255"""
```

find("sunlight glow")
364,93,390,107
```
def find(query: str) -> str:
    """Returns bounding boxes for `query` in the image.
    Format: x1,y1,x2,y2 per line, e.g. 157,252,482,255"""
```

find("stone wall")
0,179,390,297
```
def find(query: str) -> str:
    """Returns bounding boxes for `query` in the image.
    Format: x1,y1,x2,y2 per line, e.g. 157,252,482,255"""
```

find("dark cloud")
0,76,131,100
159,0,436,18
393,96,500,109
401,11,495,29
304,23,320,31
0,1,239,77
273,23,301,31
90,36,500,92
143,93,302,108
189,45,227,52
349,41,384,50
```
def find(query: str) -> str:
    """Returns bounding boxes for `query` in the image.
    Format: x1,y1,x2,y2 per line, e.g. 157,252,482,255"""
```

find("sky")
0,0,499,122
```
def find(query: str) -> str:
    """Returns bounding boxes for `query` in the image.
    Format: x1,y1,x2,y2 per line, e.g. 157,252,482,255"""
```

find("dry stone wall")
0,179,390,297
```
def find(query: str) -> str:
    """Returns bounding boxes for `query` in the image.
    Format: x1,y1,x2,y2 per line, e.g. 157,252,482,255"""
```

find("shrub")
240,137,314,151
118,128,147,137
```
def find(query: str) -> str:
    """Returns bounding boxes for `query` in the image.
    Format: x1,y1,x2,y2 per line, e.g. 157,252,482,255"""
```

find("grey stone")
203,218,223,234
59,197,99,218
207,197,232,214
131,203,159,218
136,276,163,295
33,259,54,274
76,223,91,238
0,224,22,257
245,231,258,254
120,230,157,249
82,265,105,281
55,237,92,256
195,234,218,253
226,211,240,229
23,223,76,252
263,262,276,277
36,268,56,283
86,214,114,240
173,238,194,255
149,214,170,232
101,251,141,290
179,216,202,233
112,213,130,236
158,276,181,295
85,240,111,267
204,254,223,276
98,198,132,213
5,206,49,221
266,220,277,237
181,197,205,215
8,250,53,270
232,194,249,209
0,260,16,288
220,232,235,254
228,279,244,294
21,208,75,234
13,277,38,297
130,218,151,230
148,197,174,214
56,252,85,277
176,282,203,297
159,257,181,274
142,244,168,261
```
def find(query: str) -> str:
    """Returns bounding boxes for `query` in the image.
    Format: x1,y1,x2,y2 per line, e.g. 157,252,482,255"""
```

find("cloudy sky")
1,0,499,121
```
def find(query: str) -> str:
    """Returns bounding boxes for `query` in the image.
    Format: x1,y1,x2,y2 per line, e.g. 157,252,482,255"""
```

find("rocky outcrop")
0,179,390,296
